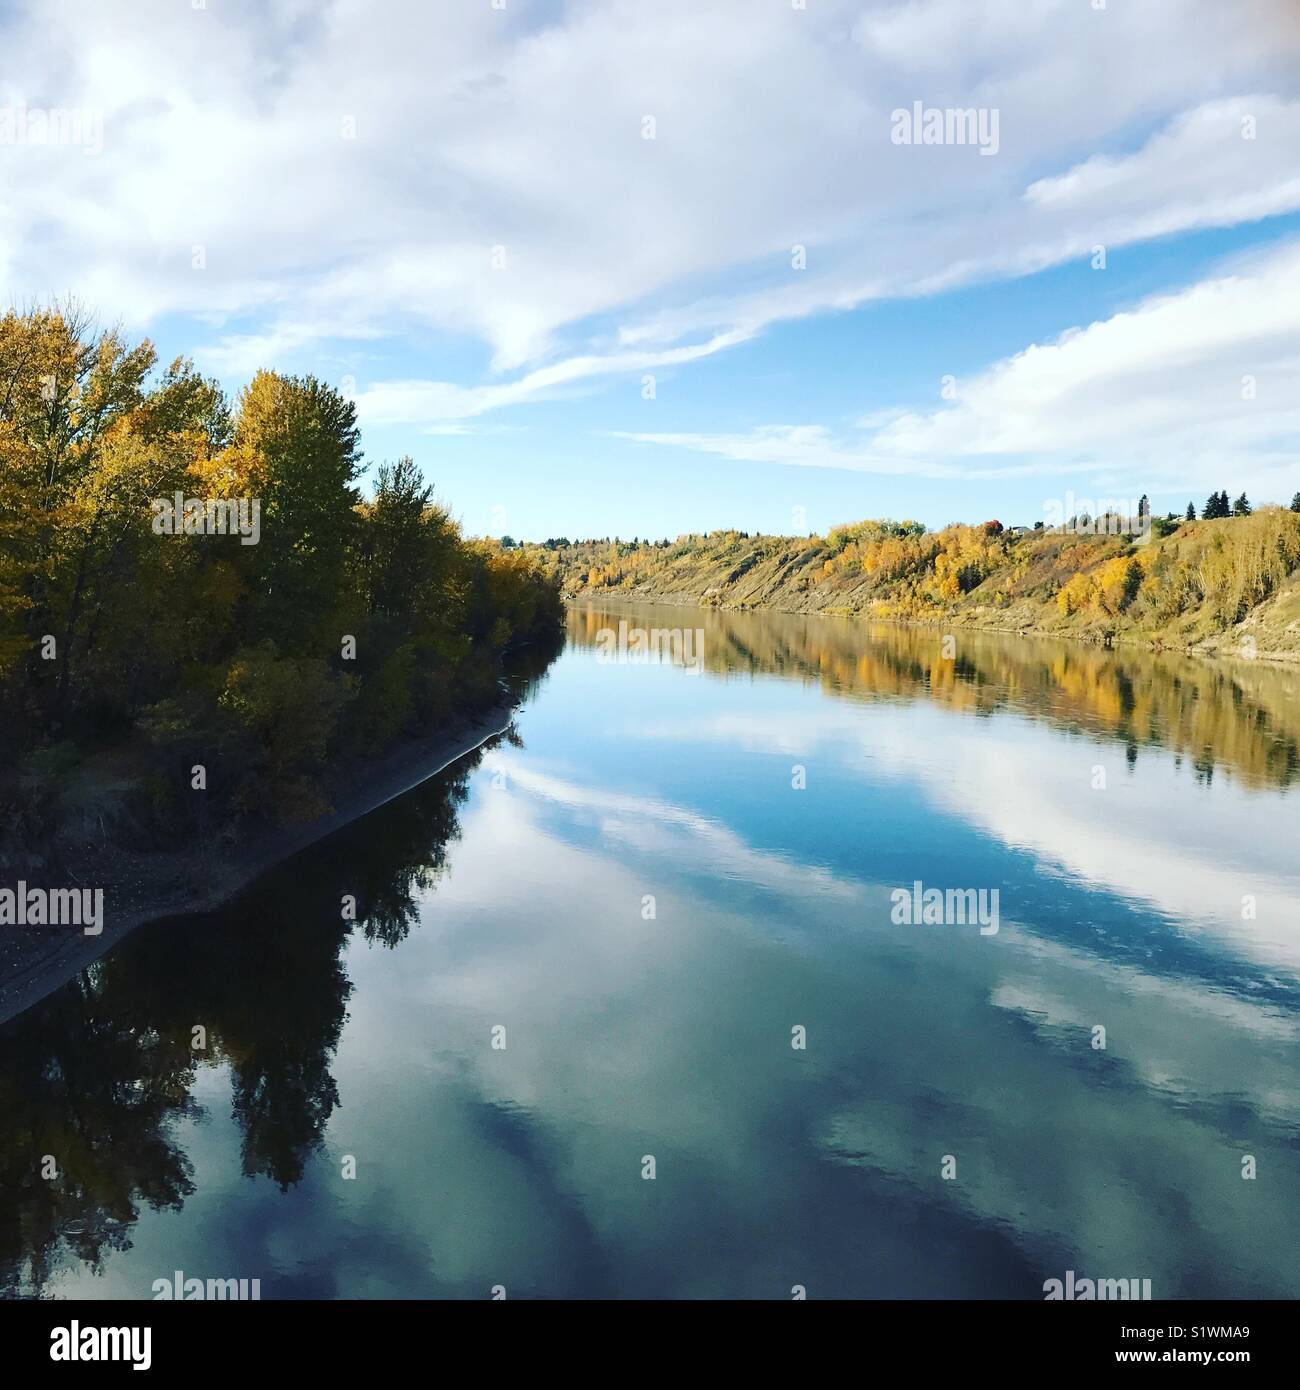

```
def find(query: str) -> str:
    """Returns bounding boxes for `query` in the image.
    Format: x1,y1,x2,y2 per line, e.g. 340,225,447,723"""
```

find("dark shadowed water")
4,600,1300,1299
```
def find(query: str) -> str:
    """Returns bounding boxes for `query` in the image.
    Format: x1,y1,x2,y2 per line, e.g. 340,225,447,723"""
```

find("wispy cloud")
609,236,1300,494
3,0,1300,427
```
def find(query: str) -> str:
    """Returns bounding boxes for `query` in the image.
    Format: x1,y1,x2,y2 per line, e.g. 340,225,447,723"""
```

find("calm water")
4,600,1300,1300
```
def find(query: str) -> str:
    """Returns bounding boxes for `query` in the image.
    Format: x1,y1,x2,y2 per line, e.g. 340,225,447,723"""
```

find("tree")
0,304,565,843
1232,492,1252,517
0,307,200,718
1291,492,1300,513
357,456,437,620
234,370,364,646
1097,556,1143,615
1186,502,1196,521
1057,571,1094,616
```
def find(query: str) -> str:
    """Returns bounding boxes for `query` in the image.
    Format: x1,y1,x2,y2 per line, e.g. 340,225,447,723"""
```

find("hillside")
522,509,1300,663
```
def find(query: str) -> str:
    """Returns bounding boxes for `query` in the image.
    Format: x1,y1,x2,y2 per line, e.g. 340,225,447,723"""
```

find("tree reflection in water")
0,723,511,1294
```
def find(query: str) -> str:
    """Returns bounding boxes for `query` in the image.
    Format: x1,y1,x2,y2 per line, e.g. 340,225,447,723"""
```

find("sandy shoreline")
0,698,515,1031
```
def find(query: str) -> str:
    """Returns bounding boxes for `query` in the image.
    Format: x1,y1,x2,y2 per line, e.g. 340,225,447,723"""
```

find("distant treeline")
523,506,1300,658
0,306,563,846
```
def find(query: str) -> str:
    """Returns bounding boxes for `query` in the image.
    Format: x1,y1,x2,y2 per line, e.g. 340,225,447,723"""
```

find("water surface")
4,601,1299,1299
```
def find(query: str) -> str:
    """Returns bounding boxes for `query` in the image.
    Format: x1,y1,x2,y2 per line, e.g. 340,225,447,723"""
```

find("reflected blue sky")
32,604,1300,1299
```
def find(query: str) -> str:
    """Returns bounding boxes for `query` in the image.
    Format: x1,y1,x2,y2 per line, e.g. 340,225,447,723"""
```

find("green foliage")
218,643,349,821
0,307,564,839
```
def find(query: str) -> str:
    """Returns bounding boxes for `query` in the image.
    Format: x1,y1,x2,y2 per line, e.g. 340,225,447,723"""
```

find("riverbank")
566,586,1300,668
529,510,1300,667
0,697,515,1029
564,586,1300,672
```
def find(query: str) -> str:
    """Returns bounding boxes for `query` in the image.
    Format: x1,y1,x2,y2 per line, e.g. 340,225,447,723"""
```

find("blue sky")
4,0,1300,539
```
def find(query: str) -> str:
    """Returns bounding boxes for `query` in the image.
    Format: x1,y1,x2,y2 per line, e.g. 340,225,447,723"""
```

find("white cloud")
869,237,1300,483
353,329,750,426
626,698,1300,976
604,424,1124,480
617,237,1300,494
3,0,1300,434
483,754,862,904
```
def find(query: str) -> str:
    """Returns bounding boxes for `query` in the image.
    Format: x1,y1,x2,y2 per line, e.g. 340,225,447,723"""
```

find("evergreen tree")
1185,501,1196,520
1232,492,1252,517
1291,492,1300,513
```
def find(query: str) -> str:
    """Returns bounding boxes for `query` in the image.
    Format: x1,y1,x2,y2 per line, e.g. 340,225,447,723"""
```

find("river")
3,600,1299,1299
